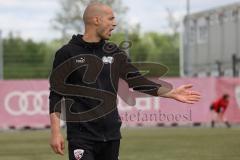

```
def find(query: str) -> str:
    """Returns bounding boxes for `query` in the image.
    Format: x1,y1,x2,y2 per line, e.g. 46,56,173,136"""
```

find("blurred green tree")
3,33,52,79
3,31,179,79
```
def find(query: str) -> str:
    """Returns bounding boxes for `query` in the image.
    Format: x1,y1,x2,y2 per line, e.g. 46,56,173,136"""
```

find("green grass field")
0,127,240,160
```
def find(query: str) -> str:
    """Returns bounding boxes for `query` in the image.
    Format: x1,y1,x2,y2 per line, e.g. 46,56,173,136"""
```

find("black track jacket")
49,34,162,142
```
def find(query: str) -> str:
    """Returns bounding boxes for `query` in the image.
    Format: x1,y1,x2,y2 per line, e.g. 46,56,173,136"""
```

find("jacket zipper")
93,47,107,142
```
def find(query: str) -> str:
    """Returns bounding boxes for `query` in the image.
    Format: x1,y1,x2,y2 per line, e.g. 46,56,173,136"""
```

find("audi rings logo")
4,91,49,116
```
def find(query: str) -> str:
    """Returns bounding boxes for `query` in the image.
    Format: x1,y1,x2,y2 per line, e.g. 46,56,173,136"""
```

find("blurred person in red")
210,94,231,128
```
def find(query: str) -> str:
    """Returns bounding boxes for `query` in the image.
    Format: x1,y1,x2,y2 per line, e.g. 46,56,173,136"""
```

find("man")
49,2,201,160
210,94,231,128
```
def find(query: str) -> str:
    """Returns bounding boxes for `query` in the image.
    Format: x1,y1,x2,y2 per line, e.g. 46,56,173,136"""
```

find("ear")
93,16,101,26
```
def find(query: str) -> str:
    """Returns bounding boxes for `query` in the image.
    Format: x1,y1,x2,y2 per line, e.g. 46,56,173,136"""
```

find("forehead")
102,6,114,17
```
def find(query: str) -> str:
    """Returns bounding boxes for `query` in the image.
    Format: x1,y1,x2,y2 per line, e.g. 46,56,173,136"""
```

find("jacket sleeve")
49,47,69,114
119,55,162,97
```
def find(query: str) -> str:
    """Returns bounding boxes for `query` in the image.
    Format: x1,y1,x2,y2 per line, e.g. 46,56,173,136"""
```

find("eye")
109,16,115,21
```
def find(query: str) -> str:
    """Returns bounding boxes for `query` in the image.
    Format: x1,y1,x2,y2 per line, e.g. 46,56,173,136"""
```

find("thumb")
57,143,64,155
61,140,65,150
183,84,193,89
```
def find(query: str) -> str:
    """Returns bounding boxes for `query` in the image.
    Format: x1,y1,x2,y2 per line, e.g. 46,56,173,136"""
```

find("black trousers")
68,138,120,160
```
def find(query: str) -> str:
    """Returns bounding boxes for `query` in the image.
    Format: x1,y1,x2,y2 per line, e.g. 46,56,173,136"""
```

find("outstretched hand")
160,84,201,104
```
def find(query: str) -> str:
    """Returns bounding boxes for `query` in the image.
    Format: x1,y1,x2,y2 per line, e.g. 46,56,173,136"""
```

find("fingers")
188,97,200,102
61,140,65,151
181,84,201,96
184,84,201,96
190,94,201,99
57,144,64,155
178,99,194,104
50,141,64,156
51,144,59,154
189,91,201,96
180,94,201,104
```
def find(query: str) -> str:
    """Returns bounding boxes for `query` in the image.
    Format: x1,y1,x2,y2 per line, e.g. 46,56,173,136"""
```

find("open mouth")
109,28,114,32
108,28,114,36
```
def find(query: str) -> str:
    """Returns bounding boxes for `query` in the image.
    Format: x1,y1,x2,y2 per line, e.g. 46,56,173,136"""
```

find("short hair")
83,2,107,25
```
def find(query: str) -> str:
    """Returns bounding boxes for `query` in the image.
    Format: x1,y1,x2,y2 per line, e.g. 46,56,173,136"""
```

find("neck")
83,27,101,43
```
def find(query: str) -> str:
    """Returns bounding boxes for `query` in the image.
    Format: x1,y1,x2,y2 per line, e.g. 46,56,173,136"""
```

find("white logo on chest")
102,56,114,64
76,57,85,63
